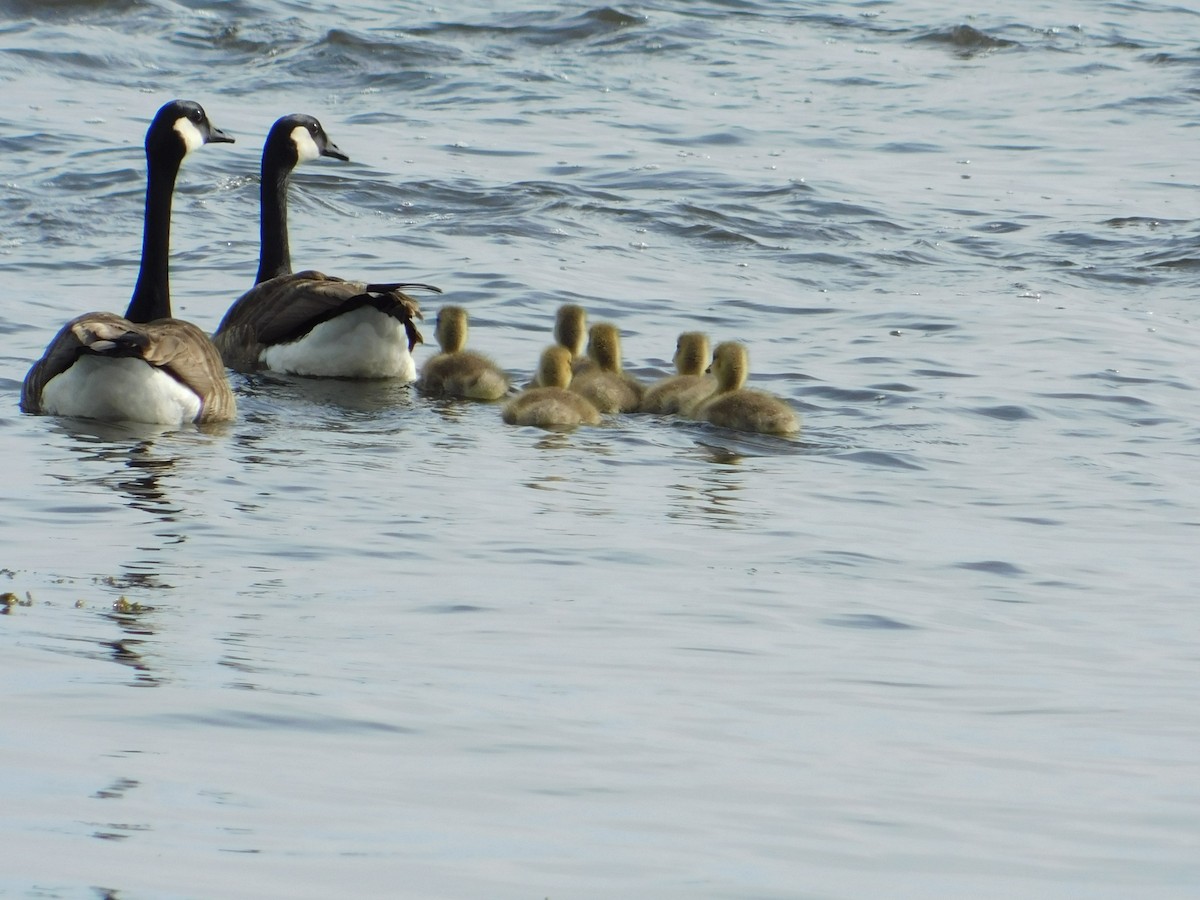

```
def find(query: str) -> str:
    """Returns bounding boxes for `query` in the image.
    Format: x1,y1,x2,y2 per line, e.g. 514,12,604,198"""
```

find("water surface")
2,2,1199,897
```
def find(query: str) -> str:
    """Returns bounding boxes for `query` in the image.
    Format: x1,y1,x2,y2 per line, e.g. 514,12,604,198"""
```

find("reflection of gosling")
640,331,715,414
691,341,799,435
503,346,601,428
569,323,644,413
418,306,510,400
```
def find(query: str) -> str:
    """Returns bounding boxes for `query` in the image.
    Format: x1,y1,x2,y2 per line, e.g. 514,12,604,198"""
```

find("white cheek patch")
291,126,321,163
174,117,205,153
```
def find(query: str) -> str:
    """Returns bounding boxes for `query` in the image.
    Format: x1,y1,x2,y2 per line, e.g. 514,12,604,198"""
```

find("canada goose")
212,113,438,380
417,305,510,401
568,322,644,413
690,341,799,435
502,345,601,428
21,99,236,425
640,331,716,414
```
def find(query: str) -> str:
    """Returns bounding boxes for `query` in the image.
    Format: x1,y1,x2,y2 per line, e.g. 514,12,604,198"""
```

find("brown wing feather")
21,311,236,423
212,270,427,372
21,312,130,414
140,319,237,423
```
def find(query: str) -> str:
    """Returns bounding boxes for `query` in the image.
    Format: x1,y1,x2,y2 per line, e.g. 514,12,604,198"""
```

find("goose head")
586,322,624,373
553,304,587,358
265,113,348,172
708,341,750,392
146,99,234,162
674,331,711,376
536,345,574,389
434,305,469,354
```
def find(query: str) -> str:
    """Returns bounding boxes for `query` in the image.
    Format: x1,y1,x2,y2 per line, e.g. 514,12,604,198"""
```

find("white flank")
41,356,202,424
260,306,417,380
291,126,321,163
174,117,205,154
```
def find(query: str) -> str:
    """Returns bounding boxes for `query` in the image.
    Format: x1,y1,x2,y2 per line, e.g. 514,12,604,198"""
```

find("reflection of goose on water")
418,305,510,401
213,113,438,380
21,100,237,425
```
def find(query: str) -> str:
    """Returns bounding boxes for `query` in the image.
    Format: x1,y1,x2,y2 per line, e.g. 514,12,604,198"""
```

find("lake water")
2,1,1199,897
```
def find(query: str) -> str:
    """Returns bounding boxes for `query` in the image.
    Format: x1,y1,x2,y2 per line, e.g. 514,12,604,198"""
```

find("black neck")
124,149,183,323
255,160,293,283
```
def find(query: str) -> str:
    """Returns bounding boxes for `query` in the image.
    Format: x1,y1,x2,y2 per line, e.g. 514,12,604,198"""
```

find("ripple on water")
835,449,925,471
822,613,919,630
970,404,1037,421
911,24,1021,57
954,560,1027,577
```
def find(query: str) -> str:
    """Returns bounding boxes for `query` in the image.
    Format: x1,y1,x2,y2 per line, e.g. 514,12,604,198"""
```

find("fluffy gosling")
568,322,644,413
503,345,601,429
690,341,799,435
640,331,715,414
418,305,509,400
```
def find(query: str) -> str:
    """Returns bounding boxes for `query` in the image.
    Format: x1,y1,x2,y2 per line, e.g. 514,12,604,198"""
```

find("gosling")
503,345,601,429
640,331,715,414
528,303,591,386
417,305,510,400
690,341,799,435
569,322,644,414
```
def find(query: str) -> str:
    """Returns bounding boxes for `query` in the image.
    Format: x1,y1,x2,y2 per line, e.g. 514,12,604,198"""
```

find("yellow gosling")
531,303,592,385
690,341,799,435
418,305,509,400
503,345,601,429
554,303,588,360
569,322,644,414
640,331,716,414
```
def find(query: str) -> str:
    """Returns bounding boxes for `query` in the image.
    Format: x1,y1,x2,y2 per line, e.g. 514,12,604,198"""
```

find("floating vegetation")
1,591,35,614
112,596,148,614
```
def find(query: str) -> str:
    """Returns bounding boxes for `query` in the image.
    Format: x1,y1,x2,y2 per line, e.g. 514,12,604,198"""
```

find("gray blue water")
2,2,1199,897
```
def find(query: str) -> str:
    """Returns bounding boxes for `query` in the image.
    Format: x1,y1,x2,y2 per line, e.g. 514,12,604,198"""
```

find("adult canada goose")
690,341,799,435
21,99,236,425
417,305,509,401
502,345,601,429
568,322,644,414
212,113,438,380
640,331,715,415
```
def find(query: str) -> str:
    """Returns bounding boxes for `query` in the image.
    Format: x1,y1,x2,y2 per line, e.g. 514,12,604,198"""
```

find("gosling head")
536,345,575,389
586,323,623,373
709,341,750,392
434,305,469,353
554,304,588,358
674,332,711,376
